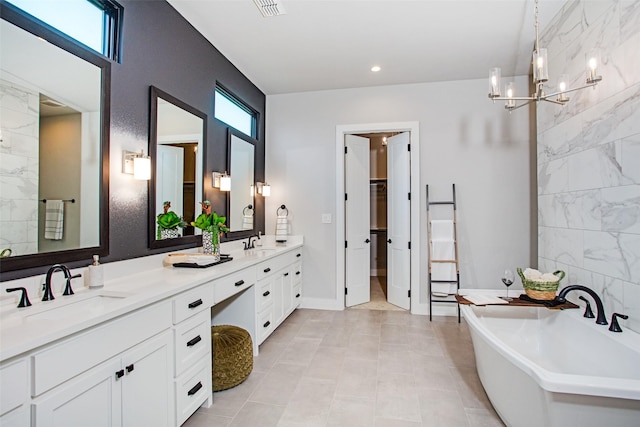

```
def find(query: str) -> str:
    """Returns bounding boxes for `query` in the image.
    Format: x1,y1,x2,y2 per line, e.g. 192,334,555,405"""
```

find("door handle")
263,290,271,297
235,280,245,287
188,299,203,309
387,239,392,243
188,381,203,396
125,364,134,374
365,238,370,243
115,369,125,380
187,335,202,347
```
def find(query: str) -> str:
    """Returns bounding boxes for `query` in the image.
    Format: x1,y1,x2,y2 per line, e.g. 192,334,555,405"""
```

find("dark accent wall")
107,0,265,262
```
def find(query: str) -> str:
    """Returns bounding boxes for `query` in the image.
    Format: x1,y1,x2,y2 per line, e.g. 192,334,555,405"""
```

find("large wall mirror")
0,9,110,274
148,86,206,249
227,128,256,235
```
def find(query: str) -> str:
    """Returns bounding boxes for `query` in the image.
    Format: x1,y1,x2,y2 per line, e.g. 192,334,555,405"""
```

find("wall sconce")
123,150,151,180
256,182,271,197
212,171,231,191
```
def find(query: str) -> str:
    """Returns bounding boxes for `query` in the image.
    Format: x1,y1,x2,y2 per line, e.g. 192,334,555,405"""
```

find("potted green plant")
157,201,185,239
192,201,229,259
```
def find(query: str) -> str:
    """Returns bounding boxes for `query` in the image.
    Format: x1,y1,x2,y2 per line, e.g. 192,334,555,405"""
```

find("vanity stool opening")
211,325,253,391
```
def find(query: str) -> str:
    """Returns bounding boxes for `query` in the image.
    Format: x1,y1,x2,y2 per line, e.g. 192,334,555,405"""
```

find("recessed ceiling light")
371,66,381,72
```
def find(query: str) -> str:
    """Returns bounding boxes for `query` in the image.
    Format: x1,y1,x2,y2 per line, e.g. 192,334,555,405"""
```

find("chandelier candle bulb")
489,67,501,98
586,51,602,84
557,74,569,103
505,82,516,109
533,48,548,82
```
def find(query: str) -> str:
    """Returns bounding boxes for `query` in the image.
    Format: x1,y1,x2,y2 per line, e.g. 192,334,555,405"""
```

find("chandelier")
488,0,602,111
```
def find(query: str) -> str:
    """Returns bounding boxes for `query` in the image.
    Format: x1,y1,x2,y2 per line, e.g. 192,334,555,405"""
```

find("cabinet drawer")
0,358,27,416
174,312,211,377
257,308,274,345
256,280,274,313
293,283,302,308
214,268,256,304
256,250,297,281
175,355,211,426
173,283,214,324
292,262,302,286
32,301,172,397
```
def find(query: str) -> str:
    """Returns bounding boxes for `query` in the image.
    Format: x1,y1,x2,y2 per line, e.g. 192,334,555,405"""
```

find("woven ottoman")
211,325,253,391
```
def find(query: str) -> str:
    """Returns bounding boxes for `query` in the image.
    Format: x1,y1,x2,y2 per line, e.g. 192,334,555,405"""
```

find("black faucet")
609,313,628,332
578,296,595,319
243,235,259,250
42,264,77,301
6,287,32,308
557,285,607,325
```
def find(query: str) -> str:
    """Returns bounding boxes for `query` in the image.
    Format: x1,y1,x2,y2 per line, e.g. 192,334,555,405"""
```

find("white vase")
160,229,180,240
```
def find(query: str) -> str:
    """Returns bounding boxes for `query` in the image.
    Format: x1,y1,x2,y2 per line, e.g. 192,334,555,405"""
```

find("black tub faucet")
578,296,595,319
557,285,607,325
609,313,628,332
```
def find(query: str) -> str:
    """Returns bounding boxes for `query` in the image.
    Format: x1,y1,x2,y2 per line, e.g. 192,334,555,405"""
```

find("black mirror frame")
148,86,208,250
225,127,258,240
0,4,110,275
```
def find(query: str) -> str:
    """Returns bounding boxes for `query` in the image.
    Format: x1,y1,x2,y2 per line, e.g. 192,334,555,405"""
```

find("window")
6,0,122,61
214,87,256,138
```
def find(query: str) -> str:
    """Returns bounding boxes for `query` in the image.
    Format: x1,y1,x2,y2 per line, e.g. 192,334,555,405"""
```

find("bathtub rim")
460,303,640,401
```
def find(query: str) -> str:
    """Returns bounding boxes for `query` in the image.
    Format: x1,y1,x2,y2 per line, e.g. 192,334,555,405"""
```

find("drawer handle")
264,267,271,273
284,272,289,277
296,293,301,298
115,369,125,380
296,253,301,258
126,364,134,374
187,335,202,347
235,280,245,287
263,320,271,328
188,381,203,396
263,290,271,297
188,299,203,309
296,271,301,275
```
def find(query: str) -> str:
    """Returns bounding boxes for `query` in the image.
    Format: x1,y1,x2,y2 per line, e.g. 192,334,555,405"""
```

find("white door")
345,134,371,307
387,132,411,309
157,145,184,234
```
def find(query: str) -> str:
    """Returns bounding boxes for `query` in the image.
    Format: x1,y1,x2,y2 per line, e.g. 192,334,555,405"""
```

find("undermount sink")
24,291,132,321
244,248,276,256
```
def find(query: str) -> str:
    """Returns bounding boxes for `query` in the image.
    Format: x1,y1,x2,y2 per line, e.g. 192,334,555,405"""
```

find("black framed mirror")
225,128,257,239
148,86,207,249
0,5,110,274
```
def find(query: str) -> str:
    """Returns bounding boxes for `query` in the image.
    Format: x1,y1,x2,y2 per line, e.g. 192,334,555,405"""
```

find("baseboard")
299,297,344,311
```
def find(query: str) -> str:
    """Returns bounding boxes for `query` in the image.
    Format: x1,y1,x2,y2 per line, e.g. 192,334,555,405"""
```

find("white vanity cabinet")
255,249,302,345
30,302,174,427
170,282,213,426
0,357,29,427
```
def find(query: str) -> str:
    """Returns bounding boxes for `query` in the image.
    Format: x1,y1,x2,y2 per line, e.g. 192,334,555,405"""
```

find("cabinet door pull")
263,320,271,328
296,271,301,275
296,253,301,258
264,267,271,273
188,299,203,309
235,280,245,287
125,364,134,373
263,290,270,297
187,381,203,396
284,272,289,277
187,335,202,347
115,369,125,380
296,293,301,298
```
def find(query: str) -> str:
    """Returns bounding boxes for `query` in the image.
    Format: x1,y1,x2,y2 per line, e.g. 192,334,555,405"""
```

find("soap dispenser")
86,255,104,289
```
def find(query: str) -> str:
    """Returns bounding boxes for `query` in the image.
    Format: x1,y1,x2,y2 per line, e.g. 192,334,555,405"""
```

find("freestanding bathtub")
460,304,640,427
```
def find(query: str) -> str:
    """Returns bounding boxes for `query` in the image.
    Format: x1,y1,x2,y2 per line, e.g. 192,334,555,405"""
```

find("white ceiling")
167,0,567,95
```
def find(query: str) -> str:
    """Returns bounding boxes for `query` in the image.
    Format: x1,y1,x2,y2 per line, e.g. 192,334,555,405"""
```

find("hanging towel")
275,205,289,243
430,220,454,240
44,200,64,240
242,206,254,230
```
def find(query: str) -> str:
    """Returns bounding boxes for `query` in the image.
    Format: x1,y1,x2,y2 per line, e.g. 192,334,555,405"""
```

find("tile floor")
182,306,505,427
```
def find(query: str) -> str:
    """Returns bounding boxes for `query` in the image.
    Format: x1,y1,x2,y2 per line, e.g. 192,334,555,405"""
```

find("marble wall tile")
11,199,38,221
612,32,640,89
538,157,569,195
620,0,640,43
0,79,39,115
0,153,28,177
568,141,629,191
0,220,27,245
622,281,640,332
537,114,583,162
600,184,640,233
538,191,602,230
542,227,584,266
621,134,640,183
583,230,640,282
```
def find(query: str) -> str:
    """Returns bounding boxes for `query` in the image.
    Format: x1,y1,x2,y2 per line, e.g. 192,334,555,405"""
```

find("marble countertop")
0,236,303,362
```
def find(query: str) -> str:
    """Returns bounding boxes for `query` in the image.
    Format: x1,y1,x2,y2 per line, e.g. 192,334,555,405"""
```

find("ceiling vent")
253,0,286,17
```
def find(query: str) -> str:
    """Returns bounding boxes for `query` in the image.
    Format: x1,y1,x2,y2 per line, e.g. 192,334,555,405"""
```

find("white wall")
537,0,640,332
266,76,534,312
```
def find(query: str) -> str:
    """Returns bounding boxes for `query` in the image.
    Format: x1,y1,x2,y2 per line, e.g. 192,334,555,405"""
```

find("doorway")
336,121,420,313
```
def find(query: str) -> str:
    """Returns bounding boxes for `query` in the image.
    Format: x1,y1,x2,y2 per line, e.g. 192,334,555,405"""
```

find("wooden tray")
455,294,578,310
